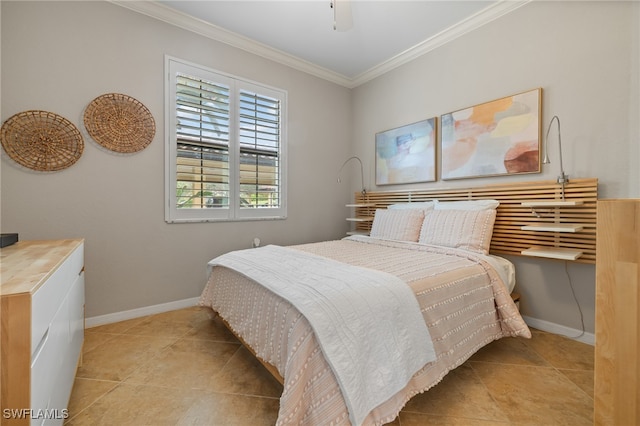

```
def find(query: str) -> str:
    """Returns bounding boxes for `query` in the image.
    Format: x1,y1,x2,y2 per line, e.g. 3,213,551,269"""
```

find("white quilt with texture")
207,244,436,426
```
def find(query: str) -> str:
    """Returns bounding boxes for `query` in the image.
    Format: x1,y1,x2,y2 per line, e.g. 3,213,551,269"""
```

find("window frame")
165,56,287,223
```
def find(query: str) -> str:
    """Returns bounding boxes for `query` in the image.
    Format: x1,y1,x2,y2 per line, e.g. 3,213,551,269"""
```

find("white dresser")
1,239,85,426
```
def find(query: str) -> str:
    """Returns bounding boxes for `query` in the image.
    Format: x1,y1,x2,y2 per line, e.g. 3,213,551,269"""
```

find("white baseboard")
86,300,596,347
521,315,595,346
85,297,200,328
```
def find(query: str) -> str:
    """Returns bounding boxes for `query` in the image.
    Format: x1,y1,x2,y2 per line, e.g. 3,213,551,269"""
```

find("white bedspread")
208,244,436,426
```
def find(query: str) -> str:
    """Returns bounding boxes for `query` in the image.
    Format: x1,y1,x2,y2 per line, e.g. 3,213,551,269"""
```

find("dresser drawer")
30,257,85,423
30,295,68,419
47,272,85,420
31,243,83,354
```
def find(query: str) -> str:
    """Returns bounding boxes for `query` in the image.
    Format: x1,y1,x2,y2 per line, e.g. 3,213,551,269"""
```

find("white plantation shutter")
166,57,287,222
238,90,281,210
176,73,231,210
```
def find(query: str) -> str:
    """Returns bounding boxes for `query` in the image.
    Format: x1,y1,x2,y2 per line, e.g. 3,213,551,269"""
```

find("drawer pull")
31,326,50,366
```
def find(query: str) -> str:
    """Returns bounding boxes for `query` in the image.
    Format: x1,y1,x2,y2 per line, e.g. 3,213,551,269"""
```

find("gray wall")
352,0,640,335
0,1,353,317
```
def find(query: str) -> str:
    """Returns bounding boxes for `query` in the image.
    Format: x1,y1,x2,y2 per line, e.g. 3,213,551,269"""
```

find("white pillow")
434,199,499,211
418,209,497,254
369,208,425,242
387,201,435,211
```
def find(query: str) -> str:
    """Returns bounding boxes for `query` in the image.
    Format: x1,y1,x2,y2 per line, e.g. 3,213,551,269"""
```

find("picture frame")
440,88,542,180
375,118,437,185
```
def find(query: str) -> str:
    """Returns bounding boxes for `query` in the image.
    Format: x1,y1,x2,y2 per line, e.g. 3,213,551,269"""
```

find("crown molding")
109,0,353,87
352,0,532,87
109,0,530,89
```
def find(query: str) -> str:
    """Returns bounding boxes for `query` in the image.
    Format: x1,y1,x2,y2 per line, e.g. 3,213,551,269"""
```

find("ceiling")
114,0,529,87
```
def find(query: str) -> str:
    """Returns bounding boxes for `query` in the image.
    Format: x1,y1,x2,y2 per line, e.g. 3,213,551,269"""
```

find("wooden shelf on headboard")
353,178,598,264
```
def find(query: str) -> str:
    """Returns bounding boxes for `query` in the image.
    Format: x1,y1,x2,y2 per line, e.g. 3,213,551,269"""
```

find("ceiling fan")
330,0,353,31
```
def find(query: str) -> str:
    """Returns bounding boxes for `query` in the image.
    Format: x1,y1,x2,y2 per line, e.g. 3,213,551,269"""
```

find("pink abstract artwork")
440,88,542,180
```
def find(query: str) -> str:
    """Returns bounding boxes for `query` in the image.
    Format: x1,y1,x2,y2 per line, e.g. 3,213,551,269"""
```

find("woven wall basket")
0,110,84,172
84,93,155,153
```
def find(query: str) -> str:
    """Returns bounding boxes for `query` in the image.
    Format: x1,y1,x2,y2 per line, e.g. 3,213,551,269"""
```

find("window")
165,57,287,222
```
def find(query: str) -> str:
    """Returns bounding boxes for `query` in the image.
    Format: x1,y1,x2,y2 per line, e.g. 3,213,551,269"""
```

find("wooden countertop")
1,239,84,296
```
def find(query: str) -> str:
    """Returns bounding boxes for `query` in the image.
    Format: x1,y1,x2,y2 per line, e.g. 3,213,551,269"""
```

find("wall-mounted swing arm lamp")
337,156,366,195
543,115,569,199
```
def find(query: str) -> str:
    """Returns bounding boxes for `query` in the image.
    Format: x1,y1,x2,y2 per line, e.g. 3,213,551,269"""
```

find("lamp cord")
561,260,586,340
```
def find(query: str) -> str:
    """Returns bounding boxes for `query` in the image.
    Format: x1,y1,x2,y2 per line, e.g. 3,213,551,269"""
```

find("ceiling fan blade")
332,0,353,31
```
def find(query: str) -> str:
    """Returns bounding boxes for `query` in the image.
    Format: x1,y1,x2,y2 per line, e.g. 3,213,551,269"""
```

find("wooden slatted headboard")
351,178,598,264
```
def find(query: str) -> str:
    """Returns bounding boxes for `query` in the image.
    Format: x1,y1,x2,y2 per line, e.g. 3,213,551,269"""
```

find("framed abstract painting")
440,88,542,180
375,118,437,185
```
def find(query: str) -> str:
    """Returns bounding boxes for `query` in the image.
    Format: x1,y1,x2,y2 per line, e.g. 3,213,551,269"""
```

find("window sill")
166,215,287,224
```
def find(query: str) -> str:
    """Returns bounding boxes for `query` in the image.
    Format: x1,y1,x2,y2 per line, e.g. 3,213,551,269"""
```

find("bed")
199,202,531,425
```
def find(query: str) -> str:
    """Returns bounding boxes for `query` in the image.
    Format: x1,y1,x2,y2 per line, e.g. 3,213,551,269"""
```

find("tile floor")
66,306,594,425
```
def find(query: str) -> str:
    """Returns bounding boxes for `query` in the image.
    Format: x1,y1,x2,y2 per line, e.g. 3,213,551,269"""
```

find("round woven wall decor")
0,110,84,172
84,93,155,153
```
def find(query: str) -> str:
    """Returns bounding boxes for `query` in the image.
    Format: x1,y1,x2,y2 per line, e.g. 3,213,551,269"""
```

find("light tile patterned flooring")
66,306,594,425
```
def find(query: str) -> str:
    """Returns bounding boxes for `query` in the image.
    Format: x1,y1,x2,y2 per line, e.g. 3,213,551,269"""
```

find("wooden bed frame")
214,312,285,385
350,178,598,264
